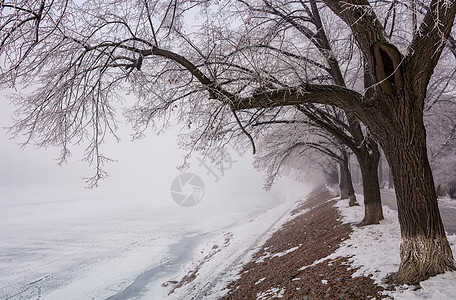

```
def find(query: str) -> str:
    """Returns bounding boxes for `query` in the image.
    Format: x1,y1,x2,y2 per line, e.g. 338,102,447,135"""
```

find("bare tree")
236,0,383,225
252,113,359,206
230,0,456,283
1,0,455,284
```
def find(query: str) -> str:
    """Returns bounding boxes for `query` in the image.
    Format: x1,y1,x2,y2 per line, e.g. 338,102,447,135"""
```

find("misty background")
0,89,303,208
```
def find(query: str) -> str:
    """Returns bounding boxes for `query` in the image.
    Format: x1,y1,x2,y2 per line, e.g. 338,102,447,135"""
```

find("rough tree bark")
346,116,383,222
375,89,455,284
382,117,454,284
356,144,383,224
298,104,381,222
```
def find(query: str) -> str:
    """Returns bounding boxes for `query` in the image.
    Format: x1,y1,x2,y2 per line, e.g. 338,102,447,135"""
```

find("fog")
0,87,311,300
0,89,301,207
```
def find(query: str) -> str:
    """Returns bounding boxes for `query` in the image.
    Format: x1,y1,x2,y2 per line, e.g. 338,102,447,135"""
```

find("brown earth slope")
220,187,388,299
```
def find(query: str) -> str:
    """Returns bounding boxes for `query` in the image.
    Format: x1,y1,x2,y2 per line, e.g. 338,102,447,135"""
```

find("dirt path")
220,187,388,299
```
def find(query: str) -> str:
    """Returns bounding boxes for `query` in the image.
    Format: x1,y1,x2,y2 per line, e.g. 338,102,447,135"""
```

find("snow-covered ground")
3,175,456,300
438,196,456,209
0,179,311,300
332,194,456,300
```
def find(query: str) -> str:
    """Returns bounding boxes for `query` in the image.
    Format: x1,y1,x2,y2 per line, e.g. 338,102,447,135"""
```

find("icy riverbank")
0,180,311,300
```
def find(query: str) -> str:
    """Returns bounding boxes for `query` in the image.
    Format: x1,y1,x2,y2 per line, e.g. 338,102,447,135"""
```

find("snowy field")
0,179,311,300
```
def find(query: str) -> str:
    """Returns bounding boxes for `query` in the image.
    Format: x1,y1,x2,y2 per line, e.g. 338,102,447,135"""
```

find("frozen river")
0,181,310,300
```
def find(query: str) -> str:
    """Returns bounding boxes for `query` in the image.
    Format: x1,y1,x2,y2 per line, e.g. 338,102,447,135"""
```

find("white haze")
0,89,315,299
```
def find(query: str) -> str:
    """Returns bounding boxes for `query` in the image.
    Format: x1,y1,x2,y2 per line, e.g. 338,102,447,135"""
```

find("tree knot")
373,43,404,95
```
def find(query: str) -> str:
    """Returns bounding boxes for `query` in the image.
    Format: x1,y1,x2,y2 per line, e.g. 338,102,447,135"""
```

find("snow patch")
438,196,456,208
256,287,285,299
256,244,302,263
272,244,301,258
299,255,332,271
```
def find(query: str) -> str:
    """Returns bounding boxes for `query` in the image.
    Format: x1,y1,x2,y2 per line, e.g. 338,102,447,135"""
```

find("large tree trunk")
386,148,455,283
339,158,349,200
356,148,383,225
381,125,455,284
339,150,358,206
326,163,339,186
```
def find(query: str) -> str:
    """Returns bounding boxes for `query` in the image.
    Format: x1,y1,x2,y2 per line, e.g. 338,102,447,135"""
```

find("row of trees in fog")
1,0,456,285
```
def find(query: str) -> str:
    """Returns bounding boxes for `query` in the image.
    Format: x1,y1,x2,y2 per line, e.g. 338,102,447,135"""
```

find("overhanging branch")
231,83,364,113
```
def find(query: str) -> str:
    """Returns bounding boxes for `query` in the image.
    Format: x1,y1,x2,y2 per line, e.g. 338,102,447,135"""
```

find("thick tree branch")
146,46,214,87
306,1,367,146
322,0,389,66
232,84,365,114
296,104,359,154
252,119,313,127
